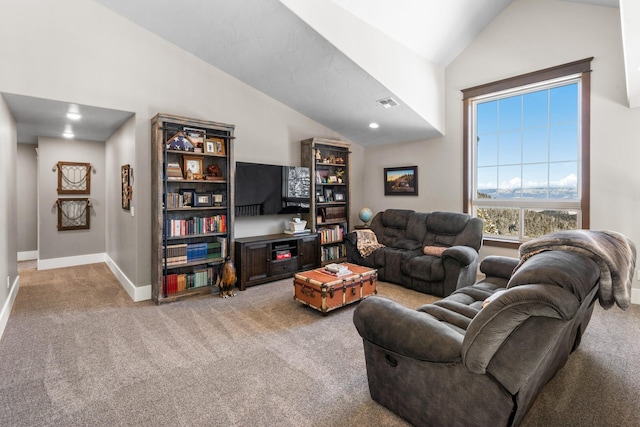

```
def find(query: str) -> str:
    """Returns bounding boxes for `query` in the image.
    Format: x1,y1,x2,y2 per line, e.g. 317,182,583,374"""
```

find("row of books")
321,243,346,263
166,192,188,209
163,238,226,266
166,215,227,237
318,224,345,244
163,268,213,295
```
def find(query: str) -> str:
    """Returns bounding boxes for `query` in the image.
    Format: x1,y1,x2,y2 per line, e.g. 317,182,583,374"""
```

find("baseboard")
105,255,151,302
17,251,38,261
37,253,107,270
0,276,20,340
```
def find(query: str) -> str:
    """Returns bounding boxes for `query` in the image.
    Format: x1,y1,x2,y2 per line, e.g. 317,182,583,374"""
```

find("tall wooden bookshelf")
301,138,350,266
151,114,234,304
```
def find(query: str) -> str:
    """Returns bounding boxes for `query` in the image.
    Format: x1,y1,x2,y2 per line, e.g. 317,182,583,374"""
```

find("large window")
463,59,591,247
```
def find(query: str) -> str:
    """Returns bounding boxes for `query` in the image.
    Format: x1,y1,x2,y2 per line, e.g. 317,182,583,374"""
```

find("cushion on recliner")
382,209,415,228
395,239,422,250
402,255,445,281
423,212,481,250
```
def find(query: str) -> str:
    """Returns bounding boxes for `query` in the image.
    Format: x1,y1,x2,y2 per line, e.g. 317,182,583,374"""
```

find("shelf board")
166,178,227,184
165,232,227,241
320,239,344,245
317,219,347,226
163,257,224,270
165,149,229,157
167,206,227,211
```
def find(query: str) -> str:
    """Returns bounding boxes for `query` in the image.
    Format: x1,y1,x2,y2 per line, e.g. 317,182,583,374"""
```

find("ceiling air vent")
376,97,400,109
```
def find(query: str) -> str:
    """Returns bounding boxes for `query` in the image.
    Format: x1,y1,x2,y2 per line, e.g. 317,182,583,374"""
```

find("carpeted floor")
1,262,639,426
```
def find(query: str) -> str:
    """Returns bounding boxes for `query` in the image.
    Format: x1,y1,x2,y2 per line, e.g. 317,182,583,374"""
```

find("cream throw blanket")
355,229,385,258
515,230,636,310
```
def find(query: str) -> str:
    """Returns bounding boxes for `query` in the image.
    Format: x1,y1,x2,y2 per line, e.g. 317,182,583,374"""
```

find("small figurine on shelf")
315,149,322,161
206,164,223,181
185,169,194,180
335,168,345,183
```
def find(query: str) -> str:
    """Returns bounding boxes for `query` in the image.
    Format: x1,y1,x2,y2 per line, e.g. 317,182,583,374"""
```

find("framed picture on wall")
384,166,418,196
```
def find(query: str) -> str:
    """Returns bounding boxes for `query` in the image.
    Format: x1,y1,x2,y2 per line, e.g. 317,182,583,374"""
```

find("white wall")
364,0,640,295
104,116,138,283
0,0,354,300
0,97,18,336
16,144,37,255
37,137,106,260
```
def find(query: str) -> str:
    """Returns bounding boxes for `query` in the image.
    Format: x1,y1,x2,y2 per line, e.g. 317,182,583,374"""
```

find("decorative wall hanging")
55,161,92,194
121,164,133,210
57,198,91,230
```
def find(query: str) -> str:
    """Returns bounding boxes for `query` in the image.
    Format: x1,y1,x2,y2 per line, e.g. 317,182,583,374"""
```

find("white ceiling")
4,0,635,147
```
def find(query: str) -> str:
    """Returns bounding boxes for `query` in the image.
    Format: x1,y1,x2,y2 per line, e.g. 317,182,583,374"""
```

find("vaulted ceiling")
6,0,636,147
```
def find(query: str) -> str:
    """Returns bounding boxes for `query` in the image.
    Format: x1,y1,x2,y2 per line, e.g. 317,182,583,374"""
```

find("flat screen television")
235,161,310,216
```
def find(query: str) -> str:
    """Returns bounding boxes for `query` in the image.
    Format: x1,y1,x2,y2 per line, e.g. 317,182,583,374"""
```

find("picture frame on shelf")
204,138,217,154
183,156,203,179
179,188,196,207
184,127,205,153
212,194,223,206
206,136,225,155
317,195,325,203
324,188,333,201
193,193,213,207
334,192,345,202
384,166,418,196
328,175,338,183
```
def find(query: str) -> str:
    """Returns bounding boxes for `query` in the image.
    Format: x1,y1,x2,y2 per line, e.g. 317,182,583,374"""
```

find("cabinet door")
243,242,270,283
298,235,320,271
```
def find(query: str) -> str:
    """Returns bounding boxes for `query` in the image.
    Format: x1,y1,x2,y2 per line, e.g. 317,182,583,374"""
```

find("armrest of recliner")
479,255,519,280
353,297,464,362
441,245,478,266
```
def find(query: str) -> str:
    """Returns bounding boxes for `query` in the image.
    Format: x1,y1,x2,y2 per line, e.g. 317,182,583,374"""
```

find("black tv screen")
235,162,310,216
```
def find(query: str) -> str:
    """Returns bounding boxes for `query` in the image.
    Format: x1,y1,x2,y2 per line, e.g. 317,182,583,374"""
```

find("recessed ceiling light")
66,112,82,120
63,132,75,138
369,122,380,129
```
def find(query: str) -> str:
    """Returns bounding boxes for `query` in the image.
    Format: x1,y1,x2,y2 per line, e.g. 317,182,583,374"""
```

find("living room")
1,0,639,424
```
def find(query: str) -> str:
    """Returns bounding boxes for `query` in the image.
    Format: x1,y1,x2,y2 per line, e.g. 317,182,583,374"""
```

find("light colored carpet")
0,263,639,426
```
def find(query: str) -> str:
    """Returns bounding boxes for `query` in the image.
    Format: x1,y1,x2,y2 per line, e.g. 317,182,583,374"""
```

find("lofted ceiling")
4,0,636,146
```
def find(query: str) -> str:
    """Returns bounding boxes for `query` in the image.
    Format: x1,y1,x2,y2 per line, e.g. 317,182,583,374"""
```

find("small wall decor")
57,198,91,230
56,161,92,194
384,166,418,196
121,164,133,210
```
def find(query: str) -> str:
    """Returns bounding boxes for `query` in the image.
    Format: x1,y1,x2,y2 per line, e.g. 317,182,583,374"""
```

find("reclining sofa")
345,209,483,297
353,230,636,426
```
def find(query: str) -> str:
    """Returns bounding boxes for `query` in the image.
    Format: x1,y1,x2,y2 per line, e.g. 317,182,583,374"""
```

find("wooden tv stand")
234,233,320,291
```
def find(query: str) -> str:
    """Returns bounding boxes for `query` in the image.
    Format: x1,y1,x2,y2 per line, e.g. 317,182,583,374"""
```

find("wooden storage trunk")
293,263,377,315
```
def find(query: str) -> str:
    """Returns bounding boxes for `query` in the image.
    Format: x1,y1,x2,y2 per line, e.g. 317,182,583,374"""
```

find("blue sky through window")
476,82,578,199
